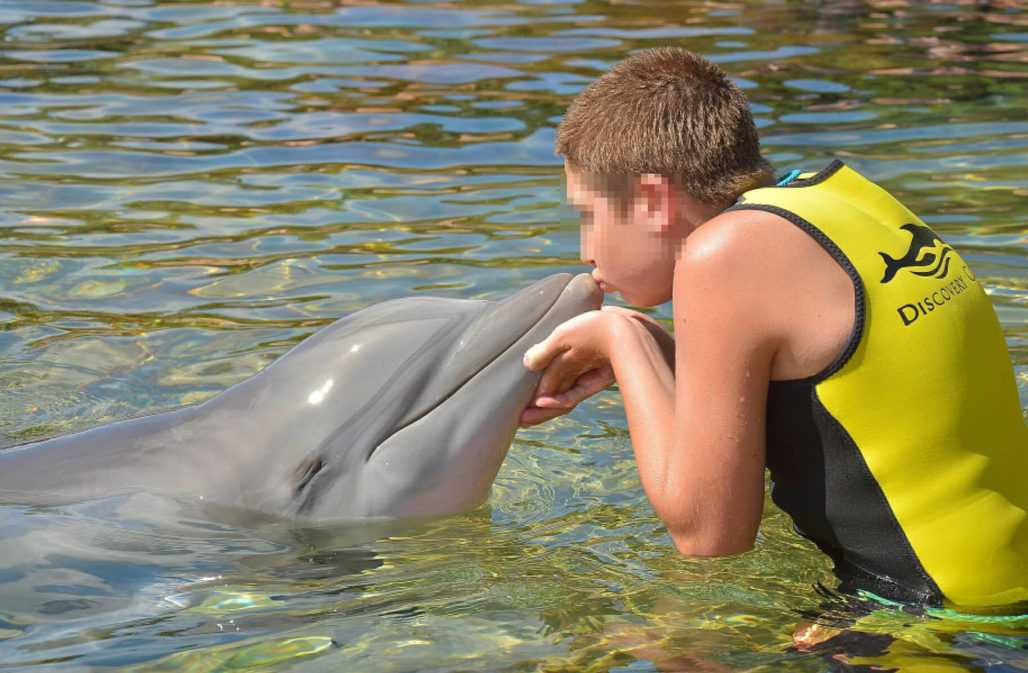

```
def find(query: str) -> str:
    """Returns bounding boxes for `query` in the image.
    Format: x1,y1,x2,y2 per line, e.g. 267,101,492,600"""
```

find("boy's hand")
519,365,613,426
519,309,623,427
600,306,675,368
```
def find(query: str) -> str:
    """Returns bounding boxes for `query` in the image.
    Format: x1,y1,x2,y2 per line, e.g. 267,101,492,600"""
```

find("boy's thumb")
523,343,544,370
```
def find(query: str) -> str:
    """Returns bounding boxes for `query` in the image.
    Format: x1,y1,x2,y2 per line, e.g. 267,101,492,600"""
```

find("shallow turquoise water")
0,1,1025,671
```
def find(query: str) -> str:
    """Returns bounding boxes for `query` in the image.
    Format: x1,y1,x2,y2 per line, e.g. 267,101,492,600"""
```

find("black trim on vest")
723,201,863,383
782,158,846,188
729,175,945,606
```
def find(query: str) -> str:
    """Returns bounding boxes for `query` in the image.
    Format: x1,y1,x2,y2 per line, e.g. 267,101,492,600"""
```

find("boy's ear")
635,174,674,232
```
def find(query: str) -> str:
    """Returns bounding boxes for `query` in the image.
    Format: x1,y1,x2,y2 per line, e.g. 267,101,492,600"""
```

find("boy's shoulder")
677,207,814,318
680,206,810,271
681,204,854,304
676,206,855,381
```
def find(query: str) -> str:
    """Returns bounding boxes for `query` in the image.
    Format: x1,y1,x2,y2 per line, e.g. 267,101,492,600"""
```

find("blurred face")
565,162,679,307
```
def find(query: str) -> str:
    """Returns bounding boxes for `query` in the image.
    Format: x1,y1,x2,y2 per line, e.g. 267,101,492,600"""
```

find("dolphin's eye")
294,455,325,496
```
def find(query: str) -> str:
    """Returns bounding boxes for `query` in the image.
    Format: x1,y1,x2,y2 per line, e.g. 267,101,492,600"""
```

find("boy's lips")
590,269,613,293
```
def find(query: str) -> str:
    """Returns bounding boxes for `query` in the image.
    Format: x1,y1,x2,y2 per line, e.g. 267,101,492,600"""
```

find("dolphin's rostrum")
0,273,602,521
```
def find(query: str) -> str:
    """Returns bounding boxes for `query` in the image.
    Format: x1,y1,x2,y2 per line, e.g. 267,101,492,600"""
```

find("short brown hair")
556,47,772,207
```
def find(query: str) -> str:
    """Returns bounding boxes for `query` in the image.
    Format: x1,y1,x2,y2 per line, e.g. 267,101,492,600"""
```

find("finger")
555,367,581,396
531,395,573,409
522,338,564,372
535,365,612,408
535,350,581,397
551,366,614,406
519,405,568,427
578,365,615,392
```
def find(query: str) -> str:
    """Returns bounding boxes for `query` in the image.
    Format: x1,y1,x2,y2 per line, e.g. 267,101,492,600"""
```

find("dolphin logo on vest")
879,223,953,284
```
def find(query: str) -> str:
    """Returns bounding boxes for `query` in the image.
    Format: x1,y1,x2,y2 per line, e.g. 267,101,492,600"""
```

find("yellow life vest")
732,160,1028,609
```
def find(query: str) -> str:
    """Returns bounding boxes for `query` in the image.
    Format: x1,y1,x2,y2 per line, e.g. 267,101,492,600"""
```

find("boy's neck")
678,169,777,231
677,191,730,233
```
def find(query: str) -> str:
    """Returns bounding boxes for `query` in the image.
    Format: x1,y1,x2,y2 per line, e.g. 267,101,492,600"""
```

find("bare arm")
602,306,675,369
523,217,777,556
614,228,774,555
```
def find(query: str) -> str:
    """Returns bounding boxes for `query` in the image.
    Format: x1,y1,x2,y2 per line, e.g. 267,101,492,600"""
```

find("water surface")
0,1,1025,671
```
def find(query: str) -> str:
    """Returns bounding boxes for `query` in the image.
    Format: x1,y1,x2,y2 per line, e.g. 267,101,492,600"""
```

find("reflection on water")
0,1,1024,671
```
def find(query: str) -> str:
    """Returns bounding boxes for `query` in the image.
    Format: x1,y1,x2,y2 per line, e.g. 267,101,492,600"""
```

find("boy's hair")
556,47,773,207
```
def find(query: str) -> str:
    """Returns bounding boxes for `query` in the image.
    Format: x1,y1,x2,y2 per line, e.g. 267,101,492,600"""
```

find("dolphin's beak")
485,273,577,325
439,273,599,374
481,272,602,333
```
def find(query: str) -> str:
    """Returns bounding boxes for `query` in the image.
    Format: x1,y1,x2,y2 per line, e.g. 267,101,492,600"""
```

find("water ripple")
0,1,1024,672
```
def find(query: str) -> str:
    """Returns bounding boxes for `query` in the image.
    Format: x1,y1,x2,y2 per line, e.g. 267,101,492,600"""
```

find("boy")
520,47,1027,609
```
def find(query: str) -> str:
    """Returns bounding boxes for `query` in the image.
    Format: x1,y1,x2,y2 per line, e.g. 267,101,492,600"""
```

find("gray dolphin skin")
0,273,602,521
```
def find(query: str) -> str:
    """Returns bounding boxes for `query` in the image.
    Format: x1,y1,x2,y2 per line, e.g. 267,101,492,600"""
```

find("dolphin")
0,273,601,521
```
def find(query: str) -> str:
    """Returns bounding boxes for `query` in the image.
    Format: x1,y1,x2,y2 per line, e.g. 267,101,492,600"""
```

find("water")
0,1,1025,671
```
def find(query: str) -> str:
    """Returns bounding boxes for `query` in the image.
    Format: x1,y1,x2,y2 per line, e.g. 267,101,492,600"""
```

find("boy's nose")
580,229,595,266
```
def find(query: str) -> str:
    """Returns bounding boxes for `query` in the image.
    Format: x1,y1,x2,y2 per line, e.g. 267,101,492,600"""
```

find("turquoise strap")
776,169,802,186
